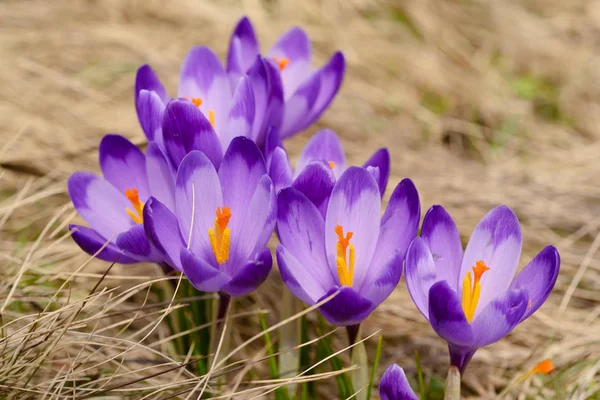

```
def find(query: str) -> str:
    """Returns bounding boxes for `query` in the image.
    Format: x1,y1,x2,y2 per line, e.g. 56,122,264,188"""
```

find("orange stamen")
461,260,490,323
328,161,336,169
125,188,144,224
272,56,290,71
532,360,555,375
191,97,203,107
215,207,232,230
472,260,490,284
208,207,232,265
335,225,355,287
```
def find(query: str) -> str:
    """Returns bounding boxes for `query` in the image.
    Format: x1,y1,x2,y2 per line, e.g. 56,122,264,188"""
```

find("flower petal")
428,281,474,348
325,167,381,288
471,287,528,347
267,26,312,97
98,134,149,201
405,237,437,319
220,76,255,150
361,250,404,307
180,247,231,293
379,364,419,400
226,16,260,87
318,286,374,326
143,197,186,271
276,187,333,289
175,151,223,266
116,224,162,262
136,89,166,143
460,205,523,317
68,172,134,240
276,244,328,305
135,64,169,104
162,99,223,168
295,129,346,179
267,146,293,193
178,46,232,133
509,245,560,323
69,224,139,264
421,205,463,291
146,143,176,211
363,148,390,197
221,248,272,297
278,73,320,139
291,161,336,218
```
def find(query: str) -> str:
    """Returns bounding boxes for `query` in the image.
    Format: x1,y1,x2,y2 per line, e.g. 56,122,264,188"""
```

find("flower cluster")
68,15,561,389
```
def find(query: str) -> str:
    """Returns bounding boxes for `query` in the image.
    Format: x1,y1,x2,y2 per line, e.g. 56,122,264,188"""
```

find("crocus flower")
135,47,282,155
143,137,276,297
405,205,560,373
276,167,419,326
379,364,418,400
267,129,389,215
68,134,175,264
227,16,345,139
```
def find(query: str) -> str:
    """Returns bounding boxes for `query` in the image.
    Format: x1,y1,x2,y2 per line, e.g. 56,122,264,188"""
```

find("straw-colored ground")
1,0,600,398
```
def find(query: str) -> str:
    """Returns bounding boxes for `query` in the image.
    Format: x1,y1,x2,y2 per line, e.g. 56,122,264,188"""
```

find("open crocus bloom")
276,167,420,325
379,364,418,400
143,137,276,297
405,205,560,373
68,134,175,264
227,16,345,139
135,46,282,155
267,129,389,215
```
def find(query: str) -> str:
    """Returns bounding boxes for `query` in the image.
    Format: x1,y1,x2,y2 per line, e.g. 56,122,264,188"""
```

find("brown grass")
1,0,600,398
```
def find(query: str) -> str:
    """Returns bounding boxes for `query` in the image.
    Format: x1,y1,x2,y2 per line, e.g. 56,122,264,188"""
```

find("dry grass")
1,0,600,398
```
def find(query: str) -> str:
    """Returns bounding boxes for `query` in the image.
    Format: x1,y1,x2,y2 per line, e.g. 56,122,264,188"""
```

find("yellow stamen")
328,161,335,169
125,188,144,224
208,109,215,127
335,225,355,287
208,207,231,265
461,260,490,323
272,56,290,71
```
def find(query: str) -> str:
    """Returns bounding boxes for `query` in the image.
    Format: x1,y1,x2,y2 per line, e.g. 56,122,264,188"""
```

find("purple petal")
262,61,285,138
267,26,312,97
220,76,255,150
162,99,223,168
363,148,390,197
404,237,437,319
143,197,186,271
221,248,272,297
175,151,223,265
460,205,523,318
509,246,560,323
291,161,336,218
318,286,374,326
421,205,463,291
180,247,231,293
116,224,162,261
267,147,293,193
98,134,149,201
296,129,346,179
145,143,176,212
276,187,334,290
137,91,166,145
325,167,381,288
135,65,169,104
379,364,419,400
428,281,474,348
68,172,134,240
361,250,404,307
364,178,419,291
69,224,139,264
471,287,528,347
263,126,284,162
277,244,328,305
279,73,320,139
449,346,477,375
178,46,232,133
226,16,260,87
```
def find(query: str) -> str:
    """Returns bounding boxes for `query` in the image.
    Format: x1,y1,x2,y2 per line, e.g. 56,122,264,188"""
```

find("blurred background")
1,0,600,398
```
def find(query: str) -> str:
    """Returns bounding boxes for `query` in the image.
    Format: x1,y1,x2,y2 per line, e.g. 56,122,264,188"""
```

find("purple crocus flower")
227,16,345,139
276,167,420,326
68,134,175,264
267,129,389,215
135,47,282,155
405,205,560,373
143,137,276,296
379,364,418,400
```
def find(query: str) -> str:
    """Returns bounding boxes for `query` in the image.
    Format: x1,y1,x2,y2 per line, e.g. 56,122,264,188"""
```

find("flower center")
125,188,144,224
335,225,355,287
272,56,290,71
461,260,490,323
183,97,215,127
208,207,231,265
328,161,335,169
